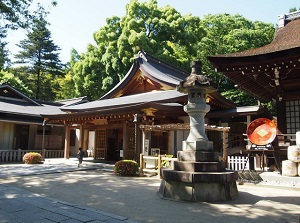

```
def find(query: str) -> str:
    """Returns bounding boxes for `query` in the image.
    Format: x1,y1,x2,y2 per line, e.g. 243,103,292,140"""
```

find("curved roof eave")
100,62,139,99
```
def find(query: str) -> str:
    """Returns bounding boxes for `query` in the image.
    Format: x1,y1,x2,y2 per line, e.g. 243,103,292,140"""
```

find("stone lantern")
177,61,215,151
158,61,238,202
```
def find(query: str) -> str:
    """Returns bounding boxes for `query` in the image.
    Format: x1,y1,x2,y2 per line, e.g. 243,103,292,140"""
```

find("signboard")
250,143,272,151
247,118,277,145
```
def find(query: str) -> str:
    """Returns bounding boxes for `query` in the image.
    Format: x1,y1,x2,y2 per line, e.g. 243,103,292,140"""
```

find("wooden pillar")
276,100,286,133
223,131,228,167
79,124,84,148
123,121,128,160
136,123,142,162
168,131,171,154
64,125,70,159
83,129,89,152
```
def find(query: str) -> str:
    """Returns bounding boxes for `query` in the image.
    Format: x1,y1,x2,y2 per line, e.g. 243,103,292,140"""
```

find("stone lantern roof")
177,61,216,93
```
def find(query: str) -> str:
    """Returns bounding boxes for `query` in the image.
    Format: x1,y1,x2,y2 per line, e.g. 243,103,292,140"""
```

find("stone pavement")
0,158,137,223
0,158,300,223
0,184,137,223
0,158,112,179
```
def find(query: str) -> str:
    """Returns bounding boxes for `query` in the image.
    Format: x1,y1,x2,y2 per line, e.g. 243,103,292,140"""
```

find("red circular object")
246,118,277,145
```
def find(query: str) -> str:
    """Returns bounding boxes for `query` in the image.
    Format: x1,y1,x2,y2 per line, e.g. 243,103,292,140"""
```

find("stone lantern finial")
190,61,202,75
177,60,214,92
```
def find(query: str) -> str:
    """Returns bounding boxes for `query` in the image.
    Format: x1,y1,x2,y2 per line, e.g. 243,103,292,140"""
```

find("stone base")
174,161,226,172
158,180,238,202
182,140,213,151
177,151,219,162
158,149,238,202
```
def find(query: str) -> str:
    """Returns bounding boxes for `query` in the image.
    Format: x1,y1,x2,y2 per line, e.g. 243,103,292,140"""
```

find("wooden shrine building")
208,11,300,138
44,51,270,161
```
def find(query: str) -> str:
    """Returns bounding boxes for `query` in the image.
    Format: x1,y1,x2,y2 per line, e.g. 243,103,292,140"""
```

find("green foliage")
54,70,76,100
71,2,275,103
0,0,36,69
14,4,63,100
0,70,33,96
114,160,139,176
197,14,274,92
221,88,276,116
160,155,173,168
0,0,33,30
72,0,203,100
23,152,43,164
221,88,257,106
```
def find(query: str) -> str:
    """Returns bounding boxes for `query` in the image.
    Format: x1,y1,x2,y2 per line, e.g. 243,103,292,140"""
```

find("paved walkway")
0,158,112,178
0,159,137,223
0,184,137,223
0,159,300,223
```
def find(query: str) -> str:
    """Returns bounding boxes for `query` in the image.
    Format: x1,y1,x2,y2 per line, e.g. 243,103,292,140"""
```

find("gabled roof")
101,51,189,99
0,83,41,106
0,84,65,124
100,51,236,109
208,12,300,101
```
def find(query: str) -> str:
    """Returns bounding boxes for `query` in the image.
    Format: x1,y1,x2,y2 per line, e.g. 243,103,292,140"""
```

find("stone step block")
177,151,219,162
161,169,238,184
174,161,226,172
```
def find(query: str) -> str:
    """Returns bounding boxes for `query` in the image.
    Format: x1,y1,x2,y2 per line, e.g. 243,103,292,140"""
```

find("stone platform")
158,151,239,202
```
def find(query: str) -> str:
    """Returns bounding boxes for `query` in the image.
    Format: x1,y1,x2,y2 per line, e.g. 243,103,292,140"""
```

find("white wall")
88,131,95,151
0,122,14,150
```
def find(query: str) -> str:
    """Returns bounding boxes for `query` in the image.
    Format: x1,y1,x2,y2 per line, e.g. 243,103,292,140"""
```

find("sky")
6,0,299,64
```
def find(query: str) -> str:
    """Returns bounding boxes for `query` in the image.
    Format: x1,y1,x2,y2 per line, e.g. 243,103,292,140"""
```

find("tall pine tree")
14,4,62,100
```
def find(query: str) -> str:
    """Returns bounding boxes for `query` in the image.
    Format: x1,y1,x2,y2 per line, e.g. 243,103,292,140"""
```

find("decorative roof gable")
101,51,189,99
0,83,41,106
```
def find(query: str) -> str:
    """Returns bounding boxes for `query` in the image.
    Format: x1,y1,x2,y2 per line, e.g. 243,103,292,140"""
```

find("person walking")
77,147,84,167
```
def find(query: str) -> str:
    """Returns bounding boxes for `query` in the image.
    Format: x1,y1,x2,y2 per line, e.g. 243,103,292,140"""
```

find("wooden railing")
0,149,64,163
139,154,177,176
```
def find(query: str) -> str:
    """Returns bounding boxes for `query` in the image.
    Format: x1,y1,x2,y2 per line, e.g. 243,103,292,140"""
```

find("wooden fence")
139,154,177,176
227,156,250,171
139,154,257,174
0,149,64,163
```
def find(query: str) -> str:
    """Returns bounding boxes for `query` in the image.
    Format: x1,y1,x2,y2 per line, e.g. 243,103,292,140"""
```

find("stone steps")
174,160,226,172
161,169,238,183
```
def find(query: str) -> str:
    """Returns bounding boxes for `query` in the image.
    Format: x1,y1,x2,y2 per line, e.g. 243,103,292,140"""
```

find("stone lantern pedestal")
158,61,238,202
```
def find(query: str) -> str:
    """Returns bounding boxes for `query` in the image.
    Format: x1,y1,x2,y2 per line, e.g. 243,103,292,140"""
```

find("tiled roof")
207,105,270,118
207,16,300,101
62,90,187,112
100,51,188,99
56,96,89,107
0,100,65,117
0,84,65,117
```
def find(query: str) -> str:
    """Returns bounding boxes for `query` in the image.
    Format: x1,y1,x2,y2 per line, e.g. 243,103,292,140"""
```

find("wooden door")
127,127,135,160
94,129,107,160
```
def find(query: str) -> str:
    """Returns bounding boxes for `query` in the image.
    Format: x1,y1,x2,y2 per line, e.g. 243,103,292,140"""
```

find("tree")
71,0,203,100
14,4,63,101
197,14,274,92
0,0,32,69
0,0,57,69
71,1,275,109
196,14,275,109
0,70,33,96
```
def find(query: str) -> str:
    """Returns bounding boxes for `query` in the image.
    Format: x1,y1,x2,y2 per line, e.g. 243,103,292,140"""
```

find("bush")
114,160,139,176
161,154,174,168
23,152,43,164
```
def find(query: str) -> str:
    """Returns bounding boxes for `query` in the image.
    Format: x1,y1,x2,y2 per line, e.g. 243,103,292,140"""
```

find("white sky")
6,0,298,63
